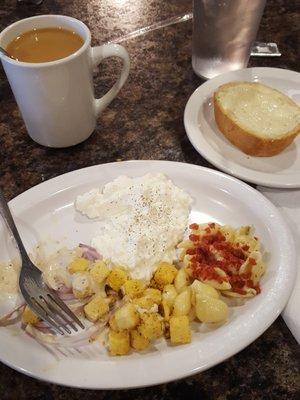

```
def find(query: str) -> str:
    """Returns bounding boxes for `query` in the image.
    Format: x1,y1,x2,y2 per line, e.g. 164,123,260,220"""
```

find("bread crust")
213,82,300,157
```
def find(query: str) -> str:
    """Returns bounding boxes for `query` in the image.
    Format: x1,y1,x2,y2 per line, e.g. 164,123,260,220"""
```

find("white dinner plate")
184,67,300,188
0,161,296,389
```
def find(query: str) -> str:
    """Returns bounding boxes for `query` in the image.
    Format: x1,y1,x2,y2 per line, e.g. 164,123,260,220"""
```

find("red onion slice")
57,292,76,301
25,319,108,348
0,303,26,326
57,284,72,295
79,243,102,261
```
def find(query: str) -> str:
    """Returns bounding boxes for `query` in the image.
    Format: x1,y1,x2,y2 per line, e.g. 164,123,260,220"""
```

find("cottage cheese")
75,174,192,280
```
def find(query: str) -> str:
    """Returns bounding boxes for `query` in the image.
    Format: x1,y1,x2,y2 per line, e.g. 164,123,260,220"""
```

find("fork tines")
21,276,84,335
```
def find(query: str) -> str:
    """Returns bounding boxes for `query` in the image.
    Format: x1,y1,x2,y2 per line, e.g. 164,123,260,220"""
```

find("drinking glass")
192,0,266,79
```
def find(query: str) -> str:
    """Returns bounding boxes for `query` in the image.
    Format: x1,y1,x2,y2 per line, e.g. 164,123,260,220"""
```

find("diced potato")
22,306,39,325
191,280,219,305
153,262,178,289
169,316,191,344
195,295,228,323
161,299,171,321
89,261,110,284
123,279,145,298
130,329,150,351
174,268,189,293
173,288,191,316
107,268,128,291
138,313,163,340
143,288,162,304
114,303,140,330
162,284,177,308
84,296,109,322
72,272,93,299
188,307,196,322
109,315,119,332
68,257,89,274
132,296,156,311
108,329,130,356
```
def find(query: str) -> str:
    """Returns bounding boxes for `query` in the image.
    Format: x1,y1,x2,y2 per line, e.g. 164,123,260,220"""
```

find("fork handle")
0,190,31,263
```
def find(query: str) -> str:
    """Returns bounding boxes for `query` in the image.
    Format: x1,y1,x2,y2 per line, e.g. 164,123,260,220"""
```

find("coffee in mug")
6,27,84,63
0,15,130,148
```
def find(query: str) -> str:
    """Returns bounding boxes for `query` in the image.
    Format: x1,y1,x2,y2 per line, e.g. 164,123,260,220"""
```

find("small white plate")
0,161,296,389
184,67,300,188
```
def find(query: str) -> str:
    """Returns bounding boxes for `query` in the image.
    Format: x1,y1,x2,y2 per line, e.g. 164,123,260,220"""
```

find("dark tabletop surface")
0,0,300,399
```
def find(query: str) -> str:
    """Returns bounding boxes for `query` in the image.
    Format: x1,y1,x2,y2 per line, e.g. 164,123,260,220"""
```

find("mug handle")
91,43,130,117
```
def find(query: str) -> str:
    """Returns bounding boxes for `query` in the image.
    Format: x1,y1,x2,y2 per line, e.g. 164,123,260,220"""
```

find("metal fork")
0,190,84,335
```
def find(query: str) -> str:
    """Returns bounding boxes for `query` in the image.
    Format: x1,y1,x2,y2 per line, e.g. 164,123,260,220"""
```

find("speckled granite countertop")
0,0,299,399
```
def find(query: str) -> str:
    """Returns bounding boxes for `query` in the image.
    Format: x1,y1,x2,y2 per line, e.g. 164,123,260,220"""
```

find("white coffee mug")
0,15,130,147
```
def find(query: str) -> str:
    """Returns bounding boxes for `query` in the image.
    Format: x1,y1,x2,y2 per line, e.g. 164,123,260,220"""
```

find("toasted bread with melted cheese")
213,82,300,157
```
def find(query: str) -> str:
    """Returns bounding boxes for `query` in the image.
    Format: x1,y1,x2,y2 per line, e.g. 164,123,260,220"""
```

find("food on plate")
75,173,192,280
0,260,20,294
0,174,267,357
22,306,39,325
213,82,300,156
179,222,265,297
108,329,130,356
84,296,109,322
0,226,265,355
169,316,191,344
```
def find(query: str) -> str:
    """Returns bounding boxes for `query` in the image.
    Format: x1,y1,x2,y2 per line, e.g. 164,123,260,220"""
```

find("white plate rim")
0,160,297,389
184,67,300,189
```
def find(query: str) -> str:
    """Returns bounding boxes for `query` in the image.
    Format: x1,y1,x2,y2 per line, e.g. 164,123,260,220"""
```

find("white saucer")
184,67,300,188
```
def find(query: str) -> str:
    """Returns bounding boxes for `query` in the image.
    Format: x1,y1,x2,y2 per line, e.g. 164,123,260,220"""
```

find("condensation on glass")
192,0,266,79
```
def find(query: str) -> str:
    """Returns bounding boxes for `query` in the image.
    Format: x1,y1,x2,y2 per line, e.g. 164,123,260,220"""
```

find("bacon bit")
189,223,199,230
246,279,254,287
230,275,245,288
240,272,251,279
233,248,246,260
208,223,216,228
254,285,261,294
192,264,226,284
186,225,261,295
254,236,258,241
205,227,211,233
189,234,200,242
249,258,257,265
186,248,197,255
202,231,226,245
